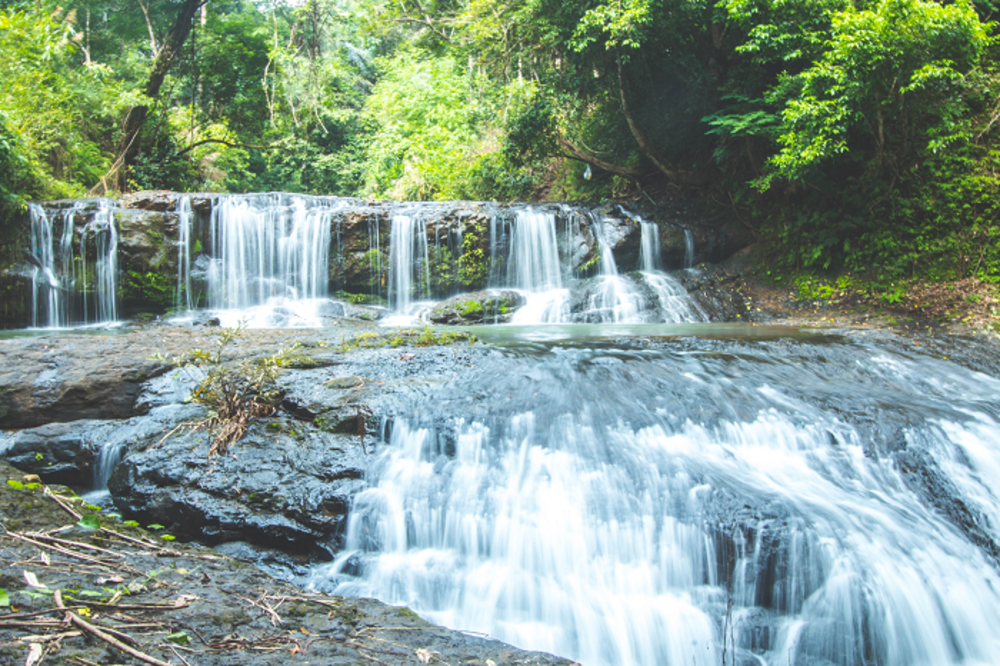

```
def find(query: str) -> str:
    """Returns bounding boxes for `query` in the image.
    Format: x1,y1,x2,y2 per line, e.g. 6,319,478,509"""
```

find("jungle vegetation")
2,0,999,281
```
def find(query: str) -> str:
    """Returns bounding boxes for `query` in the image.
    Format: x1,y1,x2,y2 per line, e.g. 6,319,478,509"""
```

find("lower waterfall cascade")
308,334,1000,666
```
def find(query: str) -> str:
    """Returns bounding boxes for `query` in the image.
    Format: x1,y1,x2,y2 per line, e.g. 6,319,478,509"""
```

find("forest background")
2,0,1000,288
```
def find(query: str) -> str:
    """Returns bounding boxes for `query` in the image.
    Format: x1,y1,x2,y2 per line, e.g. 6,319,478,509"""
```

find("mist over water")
312,333,1000,666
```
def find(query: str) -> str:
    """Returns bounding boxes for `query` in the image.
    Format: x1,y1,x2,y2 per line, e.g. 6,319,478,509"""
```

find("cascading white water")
580,212,644,323
507,209,563,291
175,194,193,313
313,339,1000,666
683,227,695,269
639,220,660,272
29,200,117,328
89,199,118,323
29,204,63,328
206,194,346,326
506,209,570,324
388,214,431,313
23,195,707,329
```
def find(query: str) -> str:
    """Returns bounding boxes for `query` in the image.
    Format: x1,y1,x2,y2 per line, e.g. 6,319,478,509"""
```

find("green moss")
575,252,601,275
336,328,476,352
459,300,483,316
333,290,387,306
119,270,174,307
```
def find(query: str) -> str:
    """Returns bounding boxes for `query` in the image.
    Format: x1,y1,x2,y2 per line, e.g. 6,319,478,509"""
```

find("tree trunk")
616,52,682,182
115,0,205,190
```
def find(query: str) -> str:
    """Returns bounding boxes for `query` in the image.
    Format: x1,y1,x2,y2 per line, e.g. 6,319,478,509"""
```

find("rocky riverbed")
3,287,1000,665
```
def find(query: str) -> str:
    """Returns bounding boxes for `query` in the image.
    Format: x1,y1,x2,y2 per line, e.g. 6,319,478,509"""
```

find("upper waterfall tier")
5,192,752,329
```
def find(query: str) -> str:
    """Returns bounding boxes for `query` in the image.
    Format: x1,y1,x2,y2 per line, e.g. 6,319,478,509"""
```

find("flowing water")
311,328,1000,666
28,200,118,328
18,195,1000,666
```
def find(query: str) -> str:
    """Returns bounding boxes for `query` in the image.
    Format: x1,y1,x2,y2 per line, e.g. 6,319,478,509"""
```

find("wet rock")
1,421,103,486
108,418,368,557
429,290,526,325
0,336,171,429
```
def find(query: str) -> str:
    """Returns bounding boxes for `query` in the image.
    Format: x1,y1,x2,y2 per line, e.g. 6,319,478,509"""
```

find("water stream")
311,329,1000,666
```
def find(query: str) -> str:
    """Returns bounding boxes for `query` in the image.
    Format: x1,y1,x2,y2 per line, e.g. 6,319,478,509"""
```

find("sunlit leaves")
760,0,989,186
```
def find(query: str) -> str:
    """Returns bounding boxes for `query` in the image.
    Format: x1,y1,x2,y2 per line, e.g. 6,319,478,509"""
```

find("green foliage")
161,324,312,454
0,6,126,199
336,327,476,351
761,0,988,187
120,270,175,308
459,300,483,316
361,49,484,199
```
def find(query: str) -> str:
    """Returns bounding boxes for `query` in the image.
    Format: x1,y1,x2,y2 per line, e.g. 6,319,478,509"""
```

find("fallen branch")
54,590,176,666
5,532,120,569
44,488,82,520
19,630,83,643
24,532,126,558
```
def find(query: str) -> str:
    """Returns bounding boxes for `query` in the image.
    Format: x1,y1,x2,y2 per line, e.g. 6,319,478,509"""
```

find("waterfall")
507,209,563,291
207,194,338,310
388,214,431,312
313,339,1000,666
506,209,569,324
580,212,644,323
29,200,117,328
639,220,660,271
89,199,118,323
175,195,193,313
683,227,695,269
22,194,708,329
29,204,63,328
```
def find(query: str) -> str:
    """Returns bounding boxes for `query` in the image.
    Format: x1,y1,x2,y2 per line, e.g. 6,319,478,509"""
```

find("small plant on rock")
157,324,310,455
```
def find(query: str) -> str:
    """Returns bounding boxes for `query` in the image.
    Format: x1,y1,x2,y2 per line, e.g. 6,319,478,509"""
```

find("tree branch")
556,137,643,184
176,139,275,155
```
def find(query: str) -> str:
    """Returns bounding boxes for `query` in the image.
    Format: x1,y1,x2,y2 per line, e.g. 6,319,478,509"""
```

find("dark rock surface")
0,461,576,666
1,420,104,486
108,418,369,557
0,321,374,430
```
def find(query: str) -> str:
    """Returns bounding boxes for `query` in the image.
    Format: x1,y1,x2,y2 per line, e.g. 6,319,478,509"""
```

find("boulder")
0,335,170,429
1,421,103,486
429,290,527,325
108,418,368,557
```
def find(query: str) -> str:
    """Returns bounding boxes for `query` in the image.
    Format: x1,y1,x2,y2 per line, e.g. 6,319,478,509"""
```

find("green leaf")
123,520,140,527
0,588,9,607
165,632,190,645
147,524,165,530
77,514,101,530
6,480,23,490
160,534,176,541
